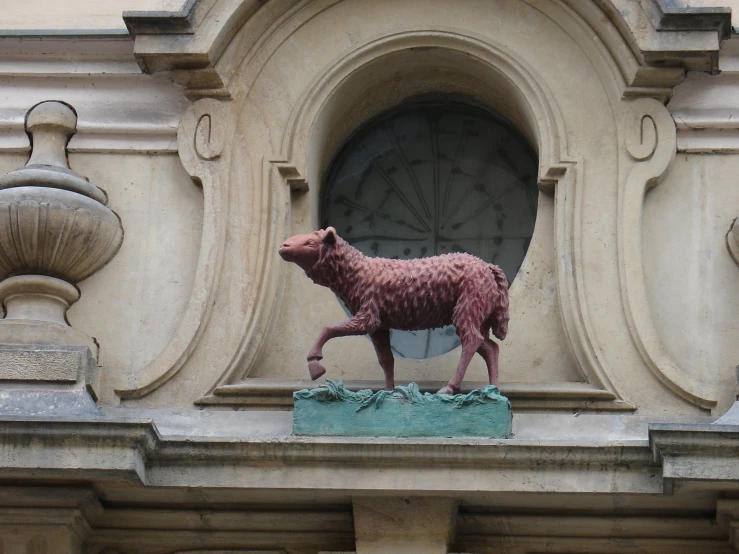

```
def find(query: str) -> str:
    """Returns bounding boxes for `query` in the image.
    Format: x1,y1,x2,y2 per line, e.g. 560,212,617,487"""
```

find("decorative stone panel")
114,0,729,415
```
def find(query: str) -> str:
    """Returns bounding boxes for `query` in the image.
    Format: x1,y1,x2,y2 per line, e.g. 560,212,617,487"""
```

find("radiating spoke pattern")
322,104,538,359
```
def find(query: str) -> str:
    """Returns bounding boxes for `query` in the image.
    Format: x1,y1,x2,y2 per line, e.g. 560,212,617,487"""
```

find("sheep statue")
278,227,509,395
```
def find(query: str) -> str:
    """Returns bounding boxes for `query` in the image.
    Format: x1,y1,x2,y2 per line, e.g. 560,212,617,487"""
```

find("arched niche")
274,31,564,226
118,0,725,413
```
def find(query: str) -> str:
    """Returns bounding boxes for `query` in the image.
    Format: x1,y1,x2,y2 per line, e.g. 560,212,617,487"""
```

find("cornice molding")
646,3,731,41
669,37,739,153
121,0,730,99
0,37,188,154
649,422,739,493
0,412,658,494
123,0,199,36
199,379,637,411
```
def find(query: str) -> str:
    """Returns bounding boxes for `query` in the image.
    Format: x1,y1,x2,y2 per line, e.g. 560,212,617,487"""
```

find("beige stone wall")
0,152,203,405
2,0,185,30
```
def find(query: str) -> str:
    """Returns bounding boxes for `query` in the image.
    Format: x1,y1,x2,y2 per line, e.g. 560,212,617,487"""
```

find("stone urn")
0,101,123,399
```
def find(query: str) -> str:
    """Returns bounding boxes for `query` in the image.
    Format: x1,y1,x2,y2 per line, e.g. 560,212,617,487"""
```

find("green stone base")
293,380,511,438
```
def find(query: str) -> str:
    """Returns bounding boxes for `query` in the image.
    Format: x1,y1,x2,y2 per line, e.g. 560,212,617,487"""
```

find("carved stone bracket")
620,98,717,409
115,98,230,399
270,158,309,193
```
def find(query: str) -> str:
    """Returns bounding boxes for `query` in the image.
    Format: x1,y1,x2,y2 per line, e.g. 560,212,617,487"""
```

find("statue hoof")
308,360,326,380
436,385,456,395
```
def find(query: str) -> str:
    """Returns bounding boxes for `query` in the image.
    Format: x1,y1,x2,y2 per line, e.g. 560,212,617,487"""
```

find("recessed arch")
240,27,620,399
276,30,570,224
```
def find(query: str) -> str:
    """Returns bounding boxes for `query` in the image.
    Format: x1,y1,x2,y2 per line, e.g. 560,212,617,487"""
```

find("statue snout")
278,241,293,260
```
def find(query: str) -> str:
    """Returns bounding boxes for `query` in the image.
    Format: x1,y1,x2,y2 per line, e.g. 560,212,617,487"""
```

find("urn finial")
25,101,77,168
0,101,124,400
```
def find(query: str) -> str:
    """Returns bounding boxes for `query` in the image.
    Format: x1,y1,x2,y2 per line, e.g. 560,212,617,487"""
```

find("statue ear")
323,227,337,245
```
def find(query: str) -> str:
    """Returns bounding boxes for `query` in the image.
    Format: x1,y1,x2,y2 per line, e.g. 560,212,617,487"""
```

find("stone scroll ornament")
279,227,510,395
728,217,739,267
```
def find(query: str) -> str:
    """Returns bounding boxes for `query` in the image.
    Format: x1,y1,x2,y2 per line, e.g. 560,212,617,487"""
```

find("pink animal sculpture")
278,227,509,395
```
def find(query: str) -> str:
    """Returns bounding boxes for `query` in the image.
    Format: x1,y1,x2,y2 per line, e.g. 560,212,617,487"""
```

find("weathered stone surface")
0,344,97,398
353,497,457,554
0,346,85,382
293,381,511,438
0,389,99,416
1,1,739,553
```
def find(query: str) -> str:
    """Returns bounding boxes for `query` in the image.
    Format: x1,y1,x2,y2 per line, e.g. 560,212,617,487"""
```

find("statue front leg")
370,329,394,390
307,312,377,381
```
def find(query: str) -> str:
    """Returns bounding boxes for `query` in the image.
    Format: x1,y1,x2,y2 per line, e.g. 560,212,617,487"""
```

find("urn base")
0,275,100,399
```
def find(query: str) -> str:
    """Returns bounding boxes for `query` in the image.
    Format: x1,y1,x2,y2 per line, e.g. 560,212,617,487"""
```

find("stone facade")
0,0,738,552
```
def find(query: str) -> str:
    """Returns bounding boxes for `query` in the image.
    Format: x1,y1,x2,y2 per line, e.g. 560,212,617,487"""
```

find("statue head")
279,227,338,272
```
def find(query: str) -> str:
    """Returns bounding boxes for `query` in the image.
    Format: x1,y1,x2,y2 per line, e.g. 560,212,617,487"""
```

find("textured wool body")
305,236,509,342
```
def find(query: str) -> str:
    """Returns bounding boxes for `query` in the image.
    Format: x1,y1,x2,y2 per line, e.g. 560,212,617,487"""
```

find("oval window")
322,103,538,359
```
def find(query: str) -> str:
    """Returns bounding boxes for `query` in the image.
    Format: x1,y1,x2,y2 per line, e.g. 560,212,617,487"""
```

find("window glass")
322,104,538,359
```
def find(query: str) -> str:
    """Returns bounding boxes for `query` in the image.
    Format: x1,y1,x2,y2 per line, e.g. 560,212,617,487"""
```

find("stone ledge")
0,390,99,416
0,412,659,495
199,378,637,412
649,422,739,492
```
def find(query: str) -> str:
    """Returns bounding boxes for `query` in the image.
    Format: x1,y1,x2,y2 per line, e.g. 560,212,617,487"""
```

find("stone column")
717,500,739,552
353,497,458,554
0,487,97,554
0,101,123,408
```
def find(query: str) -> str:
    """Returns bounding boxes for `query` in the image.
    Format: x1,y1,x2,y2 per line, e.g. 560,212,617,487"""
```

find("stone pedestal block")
0,343,98,404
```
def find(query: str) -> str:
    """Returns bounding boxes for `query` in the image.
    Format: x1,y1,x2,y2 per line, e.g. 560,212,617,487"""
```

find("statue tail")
488,264,509,341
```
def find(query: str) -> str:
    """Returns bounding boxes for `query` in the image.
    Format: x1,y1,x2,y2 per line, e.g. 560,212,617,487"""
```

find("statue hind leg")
437,299,484,395
476,321,500,386
478,343,500,387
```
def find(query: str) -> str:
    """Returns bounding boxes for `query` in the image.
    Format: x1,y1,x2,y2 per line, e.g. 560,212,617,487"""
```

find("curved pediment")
124,0,729,98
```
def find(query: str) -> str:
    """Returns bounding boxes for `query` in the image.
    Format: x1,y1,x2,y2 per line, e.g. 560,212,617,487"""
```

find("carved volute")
728,217,739,266
0,101,123,367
